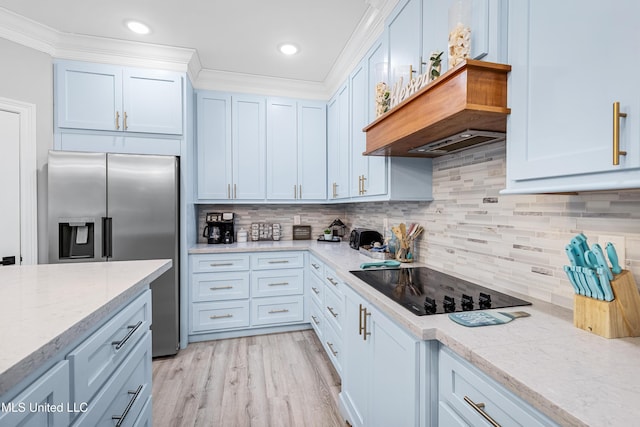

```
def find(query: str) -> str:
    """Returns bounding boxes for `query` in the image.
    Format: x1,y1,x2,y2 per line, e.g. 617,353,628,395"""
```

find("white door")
0,109,21,265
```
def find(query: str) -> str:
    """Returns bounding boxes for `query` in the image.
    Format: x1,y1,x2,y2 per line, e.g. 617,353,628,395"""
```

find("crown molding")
0,7,57,54
194,69,328,100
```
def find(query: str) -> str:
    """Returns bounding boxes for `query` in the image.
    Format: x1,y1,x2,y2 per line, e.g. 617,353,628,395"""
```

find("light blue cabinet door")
327,83,351,200
350,60,369,198
233,95,266,200
56,62,122,132
196,92,232,200
267,98,298,200
365,39,388,197
387,0,422,86
369,305,419,427
341,286,371,427
123,69,183,135
506,0,640,191
298,101,327,200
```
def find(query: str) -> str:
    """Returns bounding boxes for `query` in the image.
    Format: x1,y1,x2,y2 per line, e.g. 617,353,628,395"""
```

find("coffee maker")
203,212,235,244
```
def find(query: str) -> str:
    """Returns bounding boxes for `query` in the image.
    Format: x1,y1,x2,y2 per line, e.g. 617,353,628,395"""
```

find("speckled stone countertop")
0,259,171,397
190,241,640,427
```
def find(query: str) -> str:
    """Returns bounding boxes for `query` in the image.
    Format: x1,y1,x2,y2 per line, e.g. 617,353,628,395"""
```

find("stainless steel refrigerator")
47,150,179,357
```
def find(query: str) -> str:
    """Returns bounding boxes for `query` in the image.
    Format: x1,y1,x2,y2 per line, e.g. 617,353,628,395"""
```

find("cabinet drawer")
309,300,324,339
192,271,250,302
68,290,151,403
251,269,304,297
72,332,152,427
191,300,250,333
308,253,324,278
191,253,250,273
251,295,304,326
251,251,304,270
324,266,342,290
308,273,324,307
132,396,152,427
0,361,70,427
439,347,558,427
323,317,342,376
324,284,344,334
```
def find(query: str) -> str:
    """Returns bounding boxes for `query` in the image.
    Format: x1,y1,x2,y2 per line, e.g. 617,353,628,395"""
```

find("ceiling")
0,0,383,85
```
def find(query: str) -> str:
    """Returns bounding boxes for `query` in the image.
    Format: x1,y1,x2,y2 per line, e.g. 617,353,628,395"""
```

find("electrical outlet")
598,234,626,268
293,215,301,225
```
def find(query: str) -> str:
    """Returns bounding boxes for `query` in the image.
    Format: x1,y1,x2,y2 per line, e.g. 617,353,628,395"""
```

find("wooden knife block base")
573,270,640,338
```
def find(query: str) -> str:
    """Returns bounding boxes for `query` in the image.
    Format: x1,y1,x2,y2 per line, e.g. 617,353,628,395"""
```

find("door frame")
0,97,37,265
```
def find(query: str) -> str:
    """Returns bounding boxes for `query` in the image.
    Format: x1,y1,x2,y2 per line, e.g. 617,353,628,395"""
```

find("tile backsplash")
195,142,640,309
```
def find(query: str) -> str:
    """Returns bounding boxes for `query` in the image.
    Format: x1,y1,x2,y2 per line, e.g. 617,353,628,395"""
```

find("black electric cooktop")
350,267,531,316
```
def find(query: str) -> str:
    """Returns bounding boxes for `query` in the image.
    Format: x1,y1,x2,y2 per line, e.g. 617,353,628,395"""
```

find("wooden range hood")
363,59,511,157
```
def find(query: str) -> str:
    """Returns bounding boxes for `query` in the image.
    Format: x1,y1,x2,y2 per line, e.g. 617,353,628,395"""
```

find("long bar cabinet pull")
210,314,233,319
269,309,290,314
332,182,337,198
613,101,628,165
362,306,371,341
210,286,233,290
123,111,128,130
326,341,338,357
268,260,289,264
234,184,237,199
361,175,367,194
227,184,231,199
311,287,320,294
294,184,297,199
115,111,120,130
112,385,143,427
311,315,320,325
268,282,289,286
463,396,501,427
111,321,143,350
210,262,233,267
358,304,365,336
327,306,338,318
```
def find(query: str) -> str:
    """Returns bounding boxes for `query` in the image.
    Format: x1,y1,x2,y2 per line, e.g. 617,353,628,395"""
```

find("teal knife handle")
583,268,605,300
563,265,581,295
591,244,613,281
596,267,615,301
606,242,622,275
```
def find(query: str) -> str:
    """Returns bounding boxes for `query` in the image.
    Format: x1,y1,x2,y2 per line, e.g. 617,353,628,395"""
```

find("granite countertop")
190,241,640,427
0,259,171,397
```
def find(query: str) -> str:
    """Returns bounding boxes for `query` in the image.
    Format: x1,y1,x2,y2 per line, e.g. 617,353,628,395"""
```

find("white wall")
0,37,53,263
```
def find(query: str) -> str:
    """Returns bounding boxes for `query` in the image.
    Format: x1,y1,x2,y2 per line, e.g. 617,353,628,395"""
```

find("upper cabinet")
55,60,183,135
266,98,327,201
327,82,351,200
503,0,640,193
387,0,423,84
196,91,266,202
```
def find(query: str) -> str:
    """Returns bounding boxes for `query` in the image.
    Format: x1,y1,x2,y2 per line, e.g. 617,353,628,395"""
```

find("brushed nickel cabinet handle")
299,184,302,199
269,309,290,314
227,183,231,199
123,111,128,130
327,306,338,318
311,287,320,295
210,314,233,319
112,385,143,426
464,396,501,427
359,304,364,336
326,277,338,286
268,282,289,286
210,262,233,267
326,341,338,357
311,263,320,270
311,315,320,325
294,184,297,199
613,101,628,165
209,286,233,290
268,260,289,264
362,307,371,341
111,321,143,350
234,184,237,199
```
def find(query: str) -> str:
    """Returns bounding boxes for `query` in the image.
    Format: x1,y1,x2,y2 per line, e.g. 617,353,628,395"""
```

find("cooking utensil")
596,267,615,301
590,244,613,280
448,310,531,327
606,242,623,275
582,267,605,300
571,266,591,297
563,265,582,295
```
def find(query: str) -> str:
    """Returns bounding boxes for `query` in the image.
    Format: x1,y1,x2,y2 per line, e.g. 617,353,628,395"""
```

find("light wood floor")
152,330,344,427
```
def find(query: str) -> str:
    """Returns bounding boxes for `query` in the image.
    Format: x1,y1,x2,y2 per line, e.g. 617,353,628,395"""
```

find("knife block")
573,270,640,338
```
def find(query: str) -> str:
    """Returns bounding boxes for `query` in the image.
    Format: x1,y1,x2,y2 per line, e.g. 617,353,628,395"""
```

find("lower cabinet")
0,289,153,427
439,346,558,427
188,251,307,339
340,284,422,427
0,361,70,427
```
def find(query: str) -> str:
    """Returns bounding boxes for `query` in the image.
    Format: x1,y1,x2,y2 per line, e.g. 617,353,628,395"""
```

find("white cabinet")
266,98,326,201
340,284,421,427
327,82,351,200
504,0,640,193
439,346,558,426
196,92,266,201
55,60,182,135
0,361,70,427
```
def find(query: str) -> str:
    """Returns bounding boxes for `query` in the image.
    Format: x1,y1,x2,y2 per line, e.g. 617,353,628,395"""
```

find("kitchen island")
0,259,171,425
190,240,640,427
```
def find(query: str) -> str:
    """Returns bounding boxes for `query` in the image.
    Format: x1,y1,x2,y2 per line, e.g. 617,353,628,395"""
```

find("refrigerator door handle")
102,217,113,258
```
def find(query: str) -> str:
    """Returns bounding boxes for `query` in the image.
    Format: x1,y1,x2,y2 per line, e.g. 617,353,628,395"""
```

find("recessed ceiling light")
126,20,151,35
278,43,299,55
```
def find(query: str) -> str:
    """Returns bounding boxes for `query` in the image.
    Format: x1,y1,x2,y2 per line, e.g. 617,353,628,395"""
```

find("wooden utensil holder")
573,270,640,338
